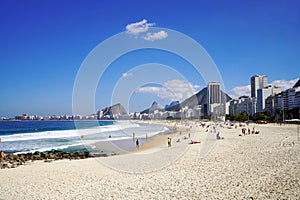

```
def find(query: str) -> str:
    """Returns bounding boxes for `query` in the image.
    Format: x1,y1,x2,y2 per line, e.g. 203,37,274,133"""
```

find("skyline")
1,0,299,117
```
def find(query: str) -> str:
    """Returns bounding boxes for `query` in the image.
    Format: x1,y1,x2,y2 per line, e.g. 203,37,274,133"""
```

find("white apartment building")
257,85,281,113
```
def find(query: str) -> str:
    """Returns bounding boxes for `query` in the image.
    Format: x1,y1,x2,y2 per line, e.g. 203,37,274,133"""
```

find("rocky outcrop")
141,101,162,114
0,150,104,169
100,103,129,119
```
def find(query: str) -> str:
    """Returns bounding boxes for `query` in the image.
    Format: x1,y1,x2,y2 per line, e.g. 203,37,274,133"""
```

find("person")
0,151,4,162
133,132,135,141
136,139,139,149
188,133,190,138
216,132,221,140
189,140,200,144
167,137,171,147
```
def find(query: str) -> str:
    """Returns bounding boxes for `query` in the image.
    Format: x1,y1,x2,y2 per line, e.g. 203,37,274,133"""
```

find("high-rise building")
207,82,221,115
250,75,268,98
208,82,221,104
257,85,281,112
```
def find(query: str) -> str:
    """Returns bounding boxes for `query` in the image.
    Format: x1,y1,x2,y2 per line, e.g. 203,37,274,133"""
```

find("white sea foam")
1,121,141,142
1,121,171,154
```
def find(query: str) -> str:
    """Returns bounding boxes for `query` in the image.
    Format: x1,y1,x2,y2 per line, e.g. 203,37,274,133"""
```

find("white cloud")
126,19,155,35
125,19,168,41
228,85,251,99
135,79,199,102
228,78,298,99
271,79,298,91
122,72,133,78
144,31,168,41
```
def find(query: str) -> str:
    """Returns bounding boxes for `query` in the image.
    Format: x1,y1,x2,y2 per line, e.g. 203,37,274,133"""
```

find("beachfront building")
229,96,257,116
257,85,281,113
207,82,221,115
251,75,268,98
265,80,300,117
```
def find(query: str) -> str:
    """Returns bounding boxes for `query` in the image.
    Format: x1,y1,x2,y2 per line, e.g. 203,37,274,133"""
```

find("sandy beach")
0,121,299,199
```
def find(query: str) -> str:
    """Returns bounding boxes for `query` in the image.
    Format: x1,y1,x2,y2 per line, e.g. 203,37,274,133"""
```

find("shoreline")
1,120,177,168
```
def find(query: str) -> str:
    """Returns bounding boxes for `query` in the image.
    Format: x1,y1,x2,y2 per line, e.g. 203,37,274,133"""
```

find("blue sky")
0,0,299,117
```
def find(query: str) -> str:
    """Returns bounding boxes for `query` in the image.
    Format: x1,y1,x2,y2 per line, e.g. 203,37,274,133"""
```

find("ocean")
0,120,171,155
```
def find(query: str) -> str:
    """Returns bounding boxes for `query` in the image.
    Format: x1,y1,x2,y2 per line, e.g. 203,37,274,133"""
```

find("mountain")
100,103,128,119
139,86,232,116
165,87,231,114
165,101,180,110
141,101,161,114
293,79,300,88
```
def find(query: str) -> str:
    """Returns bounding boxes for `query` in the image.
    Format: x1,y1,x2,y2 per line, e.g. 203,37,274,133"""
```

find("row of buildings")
229,75,300,119
9,76,299,121
134,75,300,120
14,113,98,121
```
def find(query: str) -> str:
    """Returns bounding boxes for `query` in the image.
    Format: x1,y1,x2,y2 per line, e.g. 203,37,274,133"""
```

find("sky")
0,0,299,117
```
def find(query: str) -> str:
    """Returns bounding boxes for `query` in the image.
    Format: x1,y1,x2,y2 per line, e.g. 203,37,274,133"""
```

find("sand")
0,121,299,199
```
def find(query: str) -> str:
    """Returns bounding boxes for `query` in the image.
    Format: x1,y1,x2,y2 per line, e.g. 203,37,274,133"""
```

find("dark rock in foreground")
0,150,109,169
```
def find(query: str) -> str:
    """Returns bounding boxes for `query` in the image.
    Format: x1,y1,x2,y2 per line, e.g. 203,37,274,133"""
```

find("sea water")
0,120,171,154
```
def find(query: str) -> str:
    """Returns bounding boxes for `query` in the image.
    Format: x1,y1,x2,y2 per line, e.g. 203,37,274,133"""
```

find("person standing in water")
136,139,139,149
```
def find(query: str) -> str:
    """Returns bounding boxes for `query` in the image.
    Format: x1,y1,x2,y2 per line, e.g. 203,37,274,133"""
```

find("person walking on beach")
136,139,139,149
167,137,171,147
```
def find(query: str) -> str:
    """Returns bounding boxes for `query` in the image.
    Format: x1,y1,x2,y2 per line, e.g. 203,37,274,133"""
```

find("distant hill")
165,101,180,111
161,87,231,114
141,101,161,114
293,79,300,88
100,103,128,119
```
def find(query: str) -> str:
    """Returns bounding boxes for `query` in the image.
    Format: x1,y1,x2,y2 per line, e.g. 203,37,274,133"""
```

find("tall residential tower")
251,75,268,98
207,82,221,115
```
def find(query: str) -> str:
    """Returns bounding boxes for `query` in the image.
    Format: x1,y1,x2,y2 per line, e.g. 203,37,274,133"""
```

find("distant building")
251,75,268,98
208,82,221,104
229,96,257,116
207,82,221,115
257,85,281,113
265,79,300,118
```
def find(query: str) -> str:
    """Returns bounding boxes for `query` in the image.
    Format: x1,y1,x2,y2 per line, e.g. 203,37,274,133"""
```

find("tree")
253,112,270,122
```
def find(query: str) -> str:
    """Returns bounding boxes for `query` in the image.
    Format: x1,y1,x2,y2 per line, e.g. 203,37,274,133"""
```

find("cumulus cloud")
135,79,200,102
271,79,298,91
144,30,168,41
228,78,298,99
228,85,251,99
126,19,155,35
125,19,168,41
122,72,133,78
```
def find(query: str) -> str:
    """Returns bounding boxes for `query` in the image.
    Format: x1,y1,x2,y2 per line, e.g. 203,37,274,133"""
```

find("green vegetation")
227,111,249,122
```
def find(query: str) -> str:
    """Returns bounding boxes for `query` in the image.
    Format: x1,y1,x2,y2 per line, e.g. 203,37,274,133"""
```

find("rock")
1,150,92,169
32,154,42,160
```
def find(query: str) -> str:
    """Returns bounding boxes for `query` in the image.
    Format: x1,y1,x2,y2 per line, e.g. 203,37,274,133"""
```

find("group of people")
240,127,260,136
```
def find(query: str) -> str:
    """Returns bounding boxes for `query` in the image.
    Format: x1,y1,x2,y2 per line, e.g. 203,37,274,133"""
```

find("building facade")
257,85,281,113
250,75,268,98
207,82,221,115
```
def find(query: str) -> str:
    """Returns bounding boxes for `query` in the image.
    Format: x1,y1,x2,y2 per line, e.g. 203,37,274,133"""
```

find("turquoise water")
0,120,170,154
